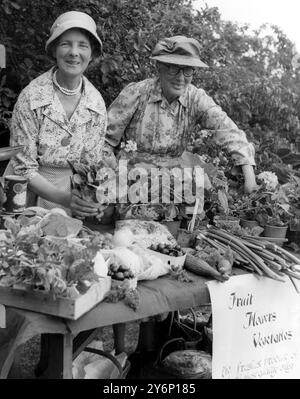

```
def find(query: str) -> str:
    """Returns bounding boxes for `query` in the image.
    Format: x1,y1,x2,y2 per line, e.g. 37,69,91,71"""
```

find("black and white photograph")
0,0,300,383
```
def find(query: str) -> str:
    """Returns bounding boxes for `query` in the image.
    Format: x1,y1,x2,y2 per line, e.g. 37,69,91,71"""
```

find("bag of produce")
107,246,143,278
106,245,171,282
130,244,170,281
114,219,177,248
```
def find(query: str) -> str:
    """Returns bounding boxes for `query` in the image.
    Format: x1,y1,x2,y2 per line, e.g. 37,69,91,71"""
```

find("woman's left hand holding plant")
69,188,105,220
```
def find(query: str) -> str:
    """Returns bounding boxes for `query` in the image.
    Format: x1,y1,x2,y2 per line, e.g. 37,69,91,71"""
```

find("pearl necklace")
53,70,83,96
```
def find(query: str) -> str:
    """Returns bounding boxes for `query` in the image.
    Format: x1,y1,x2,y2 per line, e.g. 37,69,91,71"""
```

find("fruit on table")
217,258,232,275
148,243,185,257
108,262,135,280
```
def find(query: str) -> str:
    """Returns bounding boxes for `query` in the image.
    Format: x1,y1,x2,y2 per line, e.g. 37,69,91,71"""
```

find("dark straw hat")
150,35,208,68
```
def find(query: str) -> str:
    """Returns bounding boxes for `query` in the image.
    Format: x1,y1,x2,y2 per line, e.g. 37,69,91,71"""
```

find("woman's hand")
69,189,103,219
241,165,258,194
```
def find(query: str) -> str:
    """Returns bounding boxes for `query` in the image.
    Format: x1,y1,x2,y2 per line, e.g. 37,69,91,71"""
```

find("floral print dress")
106,77,255,166
9,67,109,211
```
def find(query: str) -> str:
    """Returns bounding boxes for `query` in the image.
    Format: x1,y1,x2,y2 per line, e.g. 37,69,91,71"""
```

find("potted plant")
253,173,291,238
229,192,261,229
280,174,300,244
260,213,290,239
201,167,241,229
228,171,292,238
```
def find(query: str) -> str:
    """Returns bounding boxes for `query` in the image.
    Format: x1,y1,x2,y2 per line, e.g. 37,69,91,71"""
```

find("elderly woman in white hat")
8,11,110,218
106,35,257,194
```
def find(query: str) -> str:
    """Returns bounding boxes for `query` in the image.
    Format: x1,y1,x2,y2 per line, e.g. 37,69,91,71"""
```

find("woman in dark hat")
108,36,258,371
8,11,112,218
106,35,257,193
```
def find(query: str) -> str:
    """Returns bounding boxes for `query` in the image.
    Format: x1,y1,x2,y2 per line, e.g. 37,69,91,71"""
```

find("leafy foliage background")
1,0,300,162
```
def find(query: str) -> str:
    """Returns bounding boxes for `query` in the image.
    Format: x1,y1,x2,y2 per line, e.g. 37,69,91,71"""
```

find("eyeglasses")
163,64,195,77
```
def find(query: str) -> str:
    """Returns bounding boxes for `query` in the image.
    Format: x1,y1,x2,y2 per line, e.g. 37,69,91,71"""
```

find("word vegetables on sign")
207,274,300,379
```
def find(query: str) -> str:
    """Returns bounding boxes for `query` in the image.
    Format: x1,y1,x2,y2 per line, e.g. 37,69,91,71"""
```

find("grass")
7,308,212,379
8,322,140,379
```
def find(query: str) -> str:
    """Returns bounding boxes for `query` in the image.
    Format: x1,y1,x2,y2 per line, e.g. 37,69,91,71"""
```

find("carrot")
184,254,229,282
199,227,298,283
217,258,232,275
200,234,250,266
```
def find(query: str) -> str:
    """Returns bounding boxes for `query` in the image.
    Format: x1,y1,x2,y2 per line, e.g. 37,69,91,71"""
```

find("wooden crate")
0,276,111,320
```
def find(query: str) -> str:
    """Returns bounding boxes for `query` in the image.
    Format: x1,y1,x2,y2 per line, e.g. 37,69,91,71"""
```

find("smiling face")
53,28,92,80
157,62,194,103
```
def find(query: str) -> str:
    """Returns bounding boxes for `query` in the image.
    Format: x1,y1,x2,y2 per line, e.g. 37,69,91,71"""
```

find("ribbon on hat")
165,40,176,52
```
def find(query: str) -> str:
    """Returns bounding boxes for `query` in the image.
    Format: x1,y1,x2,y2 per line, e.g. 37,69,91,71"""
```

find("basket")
83,348,131,379
145,248,186,269
179,307,212,331
166,311,203,350
202,313,213,355
138,311,208,379
149,338,212,379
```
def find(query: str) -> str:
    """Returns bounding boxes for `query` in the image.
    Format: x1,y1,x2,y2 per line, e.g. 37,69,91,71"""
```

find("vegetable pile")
108,261,136,281
148,243,185,257
0,210,114,298
197,226,300,286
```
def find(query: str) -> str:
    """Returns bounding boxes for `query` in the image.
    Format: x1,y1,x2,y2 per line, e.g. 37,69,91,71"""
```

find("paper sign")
207,274,300,379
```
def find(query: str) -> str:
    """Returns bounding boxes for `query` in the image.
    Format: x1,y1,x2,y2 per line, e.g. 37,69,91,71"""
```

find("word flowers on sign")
207,274,300,379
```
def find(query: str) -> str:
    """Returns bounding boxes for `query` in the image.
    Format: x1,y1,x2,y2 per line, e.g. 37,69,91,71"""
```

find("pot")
161,220,181,238
177,229,197,248
263,225,288,239
213,215,240,229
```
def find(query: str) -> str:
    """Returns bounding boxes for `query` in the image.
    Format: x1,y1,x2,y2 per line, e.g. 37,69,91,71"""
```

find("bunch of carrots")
184,226,300,290
199,226,300,285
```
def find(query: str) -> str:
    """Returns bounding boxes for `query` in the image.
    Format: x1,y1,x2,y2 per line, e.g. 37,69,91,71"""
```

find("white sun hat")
45,11,102,55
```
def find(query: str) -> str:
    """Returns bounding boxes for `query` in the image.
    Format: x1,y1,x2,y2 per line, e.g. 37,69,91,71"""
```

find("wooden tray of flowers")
0,208,114,320
0,276,111,320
